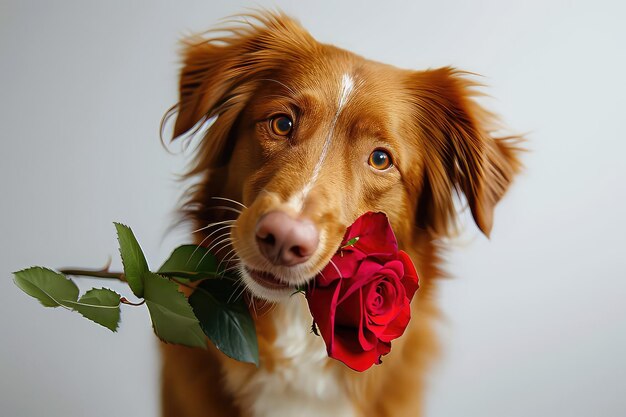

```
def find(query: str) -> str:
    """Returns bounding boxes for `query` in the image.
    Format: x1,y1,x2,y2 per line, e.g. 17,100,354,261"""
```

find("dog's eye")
270,115,293,136
368,149,393,170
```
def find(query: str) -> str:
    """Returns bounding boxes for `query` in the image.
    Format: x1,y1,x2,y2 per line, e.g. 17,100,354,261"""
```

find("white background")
1,1,625,416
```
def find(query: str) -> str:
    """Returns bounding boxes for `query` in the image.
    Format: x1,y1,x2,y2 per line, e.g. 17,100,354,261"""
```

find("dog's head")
170,13,521,302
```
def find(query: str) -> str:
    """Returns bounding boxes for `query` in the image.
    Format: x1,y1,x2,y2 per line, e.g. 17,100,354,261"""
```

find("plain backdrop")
1,1,625,416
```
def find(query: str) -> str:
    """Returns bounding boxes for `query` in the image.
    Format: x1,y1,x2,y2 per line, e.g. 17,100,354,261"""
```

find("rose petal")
336,258,385,304
341,213,365,243
366,279,403,324
379,302,411,342
349,212,399,255
398,251,419,301
365,297,405,340
333,286,378,351
384,259,405,277
365,252,397,263
363,262,405,314
318,248,368,284
305,278,343,353
376,340,392,362
330,327,382,372
365,279,395,316
365,282,386,313
356,289,378,351
334,285,363,327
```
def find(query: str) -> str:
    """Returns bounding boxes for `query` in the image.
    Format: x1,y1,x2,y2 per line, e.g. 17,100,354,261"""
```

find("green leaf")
189,279,259,365
13,268,121,331
13,267,79,307
114,222,148,297
143,272,206,349
342,236,360,248
158,245,219,281
63,288,121,332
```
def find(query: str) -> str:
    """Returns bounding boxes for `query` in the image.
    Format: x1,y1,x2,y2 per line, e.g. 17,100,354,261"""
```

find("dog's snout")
255,211,319,266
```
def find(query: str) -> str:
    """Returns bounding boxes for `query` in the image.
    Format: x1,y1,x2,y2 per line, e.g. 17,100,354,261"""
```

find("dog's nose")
255,211,319,266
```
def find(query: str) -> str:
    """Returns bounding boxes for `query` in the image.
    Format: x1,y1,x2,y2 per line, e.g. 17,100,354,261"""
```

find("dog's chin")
238,264,306,303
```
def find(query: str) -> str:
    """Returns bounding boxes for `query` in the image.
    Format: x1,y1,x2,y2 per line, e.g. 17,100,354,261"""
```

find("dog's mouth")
239,264,312,303
240,265,301,302
245,267,292,290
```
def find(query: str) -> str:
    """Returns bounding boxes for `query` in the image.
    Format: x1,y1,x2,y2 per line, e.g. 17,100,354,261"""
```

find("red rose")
305,212,419,372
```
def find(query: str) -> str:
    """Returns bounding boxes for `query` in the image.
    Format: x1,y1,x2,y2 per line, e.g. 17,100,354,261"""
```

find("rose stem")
59,268,126,281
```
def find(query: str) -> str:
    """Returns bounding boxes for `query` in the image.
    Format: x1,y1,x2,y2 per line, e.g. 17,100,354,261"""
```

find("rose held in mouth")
305,212,419,372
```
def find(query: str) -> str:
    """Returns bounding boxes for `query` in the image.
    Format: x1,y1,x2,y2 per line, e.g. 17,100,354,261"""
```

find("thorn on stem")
100,256,113,273
120,297,145,306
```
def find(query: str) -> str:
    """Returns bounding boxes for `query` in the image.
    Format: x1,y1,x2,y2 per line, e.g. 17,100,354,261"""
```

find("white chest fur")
223,296,356,417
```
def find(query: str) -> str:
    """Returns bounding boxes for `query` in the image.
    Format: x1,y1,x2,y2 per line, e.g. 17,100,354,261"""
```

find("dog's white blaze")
287,73,355,213
226,76,359,416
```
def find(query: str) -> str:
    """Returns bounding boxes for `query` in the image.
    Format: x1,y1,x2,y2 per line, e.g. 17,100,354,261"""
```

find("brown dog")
160,12,522,417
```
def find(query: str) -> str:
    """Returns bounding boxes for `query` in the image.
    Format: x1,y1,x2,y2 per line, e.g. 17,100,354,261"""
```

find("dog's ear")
170,13,313,173
408,67,523,237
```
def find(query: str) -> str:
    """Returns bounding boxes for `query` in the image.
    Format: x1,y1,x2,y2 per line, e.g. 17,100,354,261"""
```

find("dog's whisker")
207,206,243,215
222,262,244,276
228,276,248,304
328,259,343,280
222,252,242,270
188,234,230,265
251,297,260,317
217,248,239,271
204,224,237,240
220,250,239,264
233,286,248,306
257,298,278,318
219,263,242,280
192,219,235,234
226,281,242,303
212,240,235,256
211,196,247,209
220,263,242,274
241,286,256,312
200,240,233,268
219,247,260,278
225,246,255,264
197,238,233,270
262,300,279,318
216,244,237,264
205,234,233,254
218,247,252,272
193,233,215,255
188,224,236,263
247,295,256,316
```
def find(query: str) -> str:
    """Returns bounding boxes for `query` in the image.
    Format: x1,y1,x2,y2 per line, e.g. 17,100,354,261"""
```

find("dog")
160,12,522,417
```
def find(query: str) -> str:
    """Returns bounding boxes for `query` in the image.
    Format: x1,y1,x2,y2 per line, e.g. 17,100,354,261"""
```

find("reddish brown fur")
161,12,522,417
